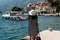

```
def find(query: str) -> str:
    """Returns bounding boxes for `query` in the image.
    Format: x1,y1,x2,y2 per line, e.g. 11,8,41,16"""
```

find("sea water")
0,14,60,40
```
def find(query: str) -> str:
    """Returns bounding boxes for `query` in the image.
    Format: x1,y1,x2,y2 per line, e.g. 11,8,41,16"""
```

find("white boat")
2,11,28,20
2,11,22,20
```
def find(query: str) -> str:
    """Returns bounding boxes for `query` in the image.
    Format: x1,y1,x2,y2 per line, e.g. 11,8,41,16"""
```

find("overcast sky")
0,0,44,12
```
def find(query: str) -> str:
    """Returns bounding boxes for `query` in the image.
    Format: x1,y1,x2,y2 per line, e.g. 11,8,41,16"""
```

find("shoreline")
22,13,60,16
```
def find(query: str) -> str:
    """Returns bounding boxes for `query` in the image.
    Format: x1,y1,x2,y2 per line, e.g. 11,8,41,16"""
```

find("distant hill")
0,0,44,12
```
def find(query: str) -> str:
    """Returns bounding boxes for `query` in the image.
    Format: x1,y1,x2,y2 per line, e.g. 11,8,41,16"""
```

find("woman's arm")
20,17,29,20
19,16,29,20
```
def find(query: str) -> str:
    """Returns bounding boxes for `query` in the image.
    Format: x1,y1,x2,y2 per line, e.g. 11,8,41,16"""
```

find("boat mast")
15,0,18,7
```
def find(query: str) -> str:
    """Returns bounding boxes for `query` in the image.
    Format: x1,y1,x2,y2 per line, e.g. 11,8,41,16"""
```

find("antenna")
15,0,18,7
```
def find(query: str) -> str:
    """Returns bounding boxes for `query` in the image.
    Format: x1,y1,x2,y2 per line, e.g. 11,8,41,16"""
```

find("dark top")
28,15,39,36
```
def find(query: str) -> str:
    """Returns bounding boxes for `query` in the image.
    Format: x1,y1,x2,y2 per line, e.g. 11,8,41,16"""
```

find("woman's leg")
28,36,35,40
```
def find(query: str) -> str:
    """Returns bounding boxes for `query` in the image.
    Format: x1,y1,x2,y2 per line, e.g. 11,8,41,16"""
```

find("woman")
21,7,41,40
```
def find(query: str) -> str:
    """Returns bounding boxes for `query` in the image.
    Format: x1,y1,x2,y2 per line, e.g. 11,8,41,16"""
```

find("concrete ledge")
21,30,60,40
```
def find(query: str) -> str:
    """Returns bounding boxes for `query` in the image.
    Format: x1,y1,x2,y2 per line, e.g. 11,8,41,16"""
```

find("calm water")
0,14,60,40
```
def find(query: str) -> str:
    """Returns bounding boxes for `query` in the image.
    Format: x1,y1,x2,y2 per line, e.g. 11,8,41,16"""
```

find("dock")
22,13,60,16
21,30,60,40
39,13,60,16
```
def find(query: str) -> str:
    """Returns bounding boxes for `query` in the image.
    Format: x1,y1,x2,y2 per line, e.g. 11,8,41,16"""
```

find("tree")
11,7,23,11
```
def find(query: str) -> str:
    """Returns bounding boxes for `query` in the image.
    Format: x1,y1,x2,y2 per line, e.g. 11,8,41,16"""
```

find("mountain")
0,0,44,12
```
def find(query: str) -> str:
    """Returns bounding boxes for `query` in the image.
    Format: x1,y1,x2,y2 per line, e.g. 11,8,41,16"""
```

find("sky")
0,0,44,12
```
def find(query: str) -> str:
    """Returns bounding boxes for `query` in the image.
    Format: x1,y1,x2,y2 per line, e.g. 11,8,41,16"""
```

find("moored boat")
2,11,21,20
